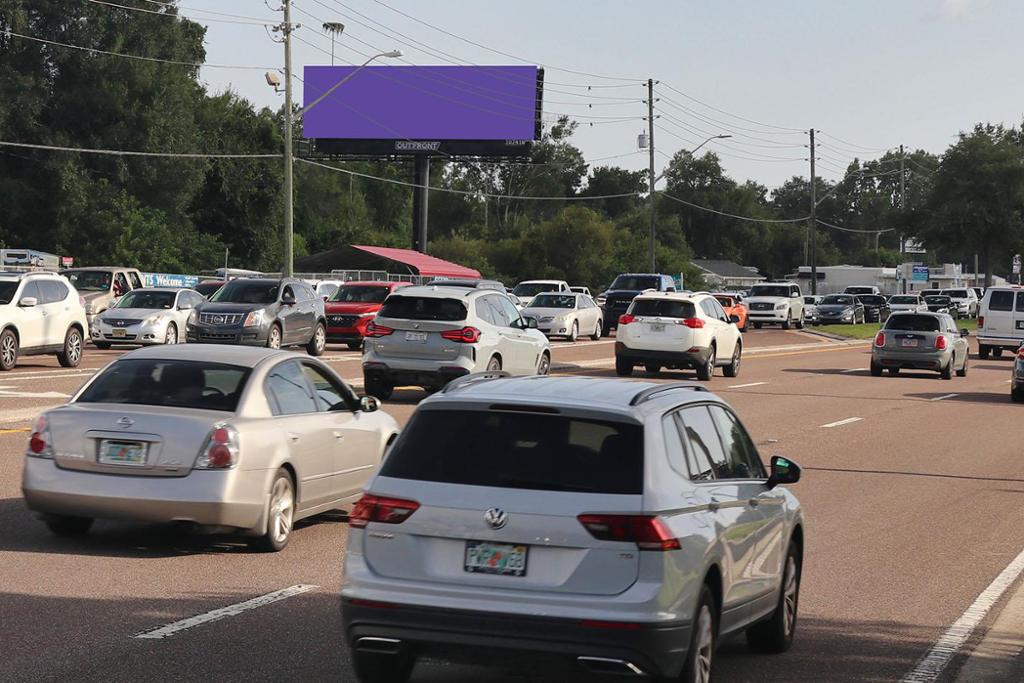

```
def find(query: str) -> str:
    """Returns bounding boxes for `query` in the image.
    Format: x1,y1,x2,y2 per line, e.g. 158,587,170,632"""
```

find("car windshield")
330,286,390,304
114,291,175,310
64,270,111,291
0,281,17,305
630,299,697,318
210,280,279,304
77,359,250,412
378,295,466,321
609,275,660,291
803,296,818,304
942,290,968,298
195,282,224,297
925,296,950,305
889,296,918,304
513,282,559,297
885,315,941,332
749,285,791,298
858,295,886,305
822,295,855,305
529,294,575,309
380,409,644,494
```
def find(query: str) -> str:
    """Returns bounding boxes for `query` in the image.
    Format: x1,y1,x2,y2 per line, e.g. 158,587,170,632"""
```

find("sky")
190,0,1024,190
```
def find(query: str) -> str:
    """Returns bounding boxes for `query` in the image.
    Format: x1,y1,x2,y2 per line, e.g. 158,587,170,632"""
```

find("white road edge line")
819,417,863,428
133,584,318,640
902,546,1024,682
727,382,768,389
840,368,867,373
930,393,958,402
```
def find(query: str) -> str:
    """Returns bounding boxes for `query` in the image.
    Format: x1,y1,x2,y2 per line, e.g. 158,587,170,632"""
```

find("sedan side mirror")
359,395,380,413
18,296,37,308
523,317,538,329
766,455,801,489
729,314,741,324
177,303,192,311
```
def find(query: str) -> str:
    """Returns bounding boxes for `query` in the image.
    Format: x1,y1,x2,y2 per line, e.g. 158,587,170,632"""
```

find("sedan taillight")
350,494,420,528
440,326,481,343
27,415,53,458
578,514,680,551
365,321,394,338
194,424,239,469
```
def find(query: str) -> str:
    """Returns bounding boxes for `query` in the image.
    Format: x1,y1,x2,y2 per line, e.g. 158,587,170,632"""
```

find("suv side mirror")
960,328,970,337
729,314,741,324
766,455,801,489
18,296,37,308
281,291,296,305
359,395,380,413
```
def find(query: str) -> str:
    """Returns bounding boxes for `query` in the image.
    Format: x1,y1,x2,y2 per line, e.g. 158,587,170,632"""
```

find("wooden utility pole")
647,78,657,272
809,129,817,294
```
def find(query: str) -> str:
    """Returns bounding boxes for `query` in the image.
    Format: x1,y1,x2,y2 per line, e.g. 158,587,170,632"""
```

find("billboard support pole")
413,156,430,253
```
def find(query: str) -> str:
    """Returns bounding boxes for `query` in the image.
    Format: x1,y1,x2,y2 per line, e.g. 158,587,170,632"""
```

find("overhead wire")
657,124,807,164
655,91,808,148
86,0,273,26
657,82,806,134
137,0,276,23
0,140,278,158
658,191,807,223
816,218,895,234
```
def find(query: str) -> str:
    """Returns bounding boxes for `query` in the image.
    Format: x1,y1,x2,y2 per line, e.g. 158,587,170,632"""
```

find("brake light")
27,414,53,458
365,321,393,337
618,314,635,325
935,335,947,350
350,494,420,528
978,316,984,328
1018,346,1024,359
440,326,481,343
681,317,705,329
874,331,885,347
578,514,681,551
195,424,239,469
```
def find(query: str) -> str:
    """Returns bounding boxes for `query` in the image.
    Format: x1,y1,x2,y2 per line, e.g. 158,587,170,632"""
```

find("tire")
591,320,602,341
696,345,716,381
941,359,953,380
993,348,1004,359
782,317,792,330
888,367,900,376
0,328,18,371
645,363,660,375
679,584,717,683
253,470,295,552
979,344,991,360
795,315,804,330
615,357,633,377
957,355,968,377
602,322,613,337
723,342,742,378
94,341,111,350
537,352,550,376
1012,389,1024,403
567,321,578,343
346,341,363,351
746,541,801,654
164,323,178,345
45,514,93,536
306,322,326,356
753,322,763,330
57,327,83,368
351,650,414,683
486,356,502,372
363,376,394,401
266,324,282,350
870,361,883,377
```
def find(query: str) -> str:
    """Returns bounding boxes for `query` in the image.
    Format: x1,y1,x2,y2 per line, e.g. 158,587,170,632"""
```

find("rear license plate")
900,338,919,347
98,440,147,466
112,328,126,338
404,331,428,343
648,323,666,332
464,541,529,577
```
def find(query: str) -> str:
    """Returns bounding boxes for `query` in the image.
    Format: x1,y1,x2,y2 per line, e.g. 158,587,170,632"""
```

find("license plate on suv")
405,331,428,343
98,440,147,466
464,541,528,576
900,338,919,347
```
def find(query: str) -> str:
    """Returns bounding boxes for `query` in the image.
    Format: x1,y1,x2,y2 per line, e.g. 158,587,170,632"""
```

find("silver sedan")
22,345,399,550
520,292,603,341
91,287,202,348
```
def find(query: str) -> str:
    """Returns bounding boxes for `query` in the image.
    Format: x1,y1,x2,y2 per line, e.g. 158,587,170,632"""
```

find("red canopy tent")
293,244,481,279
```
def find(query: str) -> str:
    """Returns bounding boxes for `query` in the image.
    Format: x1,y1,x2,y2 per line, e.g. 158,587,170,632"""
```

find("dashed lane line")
134,584,319,640
930,394,959,402
0,427,29,435
727,382,768,389
819,417,863,428
841,367,868,373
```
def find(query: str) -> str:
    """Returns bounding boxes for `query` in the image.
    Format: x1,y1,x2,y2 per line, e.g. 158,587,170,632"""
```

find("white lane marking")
727,382,768,389
0,386,70,399
550,339,615,349
551,359,613,370
902,547,1024,682
4,370,95,381
134,584,318,640
819,417,863,428
841,367,867,373
930,393,958,402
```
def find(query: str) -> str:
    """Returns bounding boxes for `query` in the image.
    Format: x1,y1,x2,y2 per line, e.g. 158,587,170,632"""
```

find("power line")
817,131,892,153
656,91,808,147
86,0,272,26
657,82,806,133
4,30,275,70
657,124,807,163
138,0,275,23
657,108,807,152
0,140,278,158
816,218,895,234
658,191,808,223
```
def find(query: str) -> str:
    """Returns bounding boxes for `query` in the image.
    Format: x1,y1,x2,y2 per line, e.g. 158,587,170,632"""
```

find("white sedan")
520,292,603,341
91,287,202,348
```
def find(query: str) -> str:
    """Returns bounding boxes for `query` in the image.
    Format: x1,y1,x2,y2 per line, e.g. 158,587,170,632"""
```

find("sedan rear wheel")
255,470,294,552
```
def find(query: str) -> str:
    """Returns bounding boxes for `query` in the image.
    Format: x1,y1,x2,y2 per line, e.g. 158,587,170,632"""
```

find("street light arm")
653,134,729,185
292,50,402,122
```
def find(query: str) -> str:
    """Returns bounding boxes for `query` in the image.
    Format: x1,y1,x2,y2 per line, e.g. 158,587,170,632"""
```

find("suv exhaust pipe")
577,656,646,676
354,637,403,655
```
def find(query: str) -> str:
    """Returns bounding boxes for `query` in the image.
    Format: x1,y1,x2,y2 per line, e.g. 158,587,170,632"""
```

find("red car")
325,281,412,350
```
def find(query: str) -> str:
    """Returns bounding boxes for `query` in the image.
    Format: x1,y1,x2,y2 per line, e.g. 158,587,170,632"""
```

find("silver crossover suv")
871,311,969,379
341,375,804,682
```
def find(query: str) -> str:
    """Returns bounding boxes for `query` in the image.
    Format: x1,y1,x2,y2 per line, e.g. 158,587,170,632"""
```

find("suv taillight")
618,314,635,325
978,316,984,328
874,331,885,347
440,326,481,343
365,321,394,337
578,514,681,551
350,494,420,528
194,424,239,469
27,414,53,458
681,317,705,329
934,335,947,350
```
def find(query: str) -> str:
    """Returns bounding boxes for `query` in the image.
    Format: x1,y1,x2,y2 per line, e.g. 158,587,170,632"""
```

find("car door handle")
288,432,301,443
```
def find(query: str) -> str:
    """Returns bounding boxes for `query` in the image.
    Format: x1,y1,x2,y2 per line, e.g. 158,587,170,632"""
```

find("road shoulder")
955,577,1024,682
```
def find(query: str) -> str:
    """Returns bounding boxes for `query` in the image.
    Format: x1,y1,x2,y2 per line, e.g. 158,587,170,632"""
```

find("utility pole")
280,0,296,277
809,129,817,295
647,78,657,272
899,144,906,293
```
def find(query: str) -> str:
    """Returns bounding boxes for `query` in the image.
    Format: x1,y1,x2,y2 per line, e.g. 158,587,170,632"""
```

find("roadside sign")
912,265,929,282
60,256,74,268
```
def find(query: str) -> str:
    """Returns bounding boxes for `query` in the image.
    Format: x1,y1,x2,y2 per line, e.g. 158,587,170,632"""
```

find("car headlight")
539,316,554,323
775,302,789,310
187,310,198,325
596,296,606,306
242,310,264,327
144,315,161,325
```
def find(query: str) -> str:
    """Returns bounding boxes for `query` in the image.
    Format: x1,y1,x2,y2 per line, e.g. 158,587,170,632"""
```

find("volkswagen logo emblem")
484,508,508,530
116,416,134,429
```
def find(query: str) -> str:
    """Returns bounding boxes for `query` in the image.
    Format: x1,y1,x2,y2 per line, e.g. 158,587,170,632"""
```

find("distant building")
691,259,766,289
787,264,1007,295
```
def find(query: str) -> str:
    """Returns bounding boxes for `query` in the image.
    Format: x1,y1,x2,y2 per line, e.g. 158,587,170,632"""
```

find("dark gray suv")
186,278,327,355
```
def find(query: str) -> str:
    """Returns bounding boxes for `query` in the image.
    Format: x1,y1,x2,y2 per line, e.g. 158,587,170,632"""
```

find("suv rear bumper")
342,598,690,678
363,361,470,389
615,342,710,368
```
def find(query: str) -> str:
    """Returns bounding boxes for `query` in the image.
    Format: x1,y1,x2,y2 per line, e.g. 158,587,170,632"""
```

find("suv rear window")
885,315,941,332
630,299,696,318
0,281,18,304
988,290,1014,312
610,275,660,291
77,359,249,412
378,295,466,321
380,409,644,494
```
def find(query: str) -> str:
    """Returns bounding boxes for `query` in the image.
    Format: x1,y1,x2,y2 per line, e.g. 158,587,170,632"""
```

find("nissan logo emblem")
117,416,134,429
484,507,508,530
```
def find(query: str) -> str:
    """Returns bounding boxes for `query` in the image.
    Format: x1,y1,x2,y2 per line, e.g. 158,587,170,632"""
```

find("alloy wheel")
268,327,281,349
537,353,550,375
1,335,17,368
269,477,294,545
67,332,81,363
165,325,177,345
314,325,325,352
783,555,798,637
695,604,714,683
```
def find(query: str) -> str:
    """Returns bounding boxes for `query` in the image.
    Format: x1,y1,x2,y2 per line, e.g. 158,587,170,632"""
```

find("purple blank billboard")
302,65,541,141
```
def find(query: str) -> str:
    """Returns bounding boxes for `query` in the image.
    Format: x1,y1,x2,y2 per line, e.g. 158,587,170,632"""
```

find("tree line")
2,1,1023,290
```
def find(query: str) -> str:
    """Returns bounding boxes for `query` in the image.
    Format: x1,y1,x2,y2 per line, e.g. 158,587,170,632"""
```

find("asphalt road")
1,327,1021,682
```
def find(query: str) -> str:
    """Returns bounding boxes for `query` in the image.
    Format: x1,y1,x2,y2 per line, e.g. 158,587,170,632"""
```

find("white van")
977,286,1024,358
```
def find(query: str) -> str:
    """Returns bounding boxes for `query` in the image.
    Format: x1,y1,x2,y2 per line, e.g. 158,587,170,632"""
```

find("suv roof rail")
441,371,511,394
629,382,709,406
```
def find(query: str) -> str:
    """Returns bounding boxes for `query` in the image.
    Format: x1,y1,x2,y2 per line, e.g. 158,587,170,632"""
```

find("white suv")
0,271,88,370
977,286,1024,358
341,376,805,683
940,287,980,318
615,291,742,380
362,285,551,398
746,283,805,329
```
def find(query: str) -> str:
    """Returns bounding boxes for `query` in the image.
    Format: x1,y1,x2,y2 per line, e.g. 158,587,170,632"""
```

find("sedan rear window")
885,315,941,332
889,296,918,304
380,410,644,495
77,359,250,412
378,295,466,321
629,299,697,318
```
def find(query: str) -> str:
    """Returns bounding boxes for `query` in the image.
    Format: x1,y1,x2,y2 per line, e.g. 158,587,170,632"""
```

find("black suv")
598,273,677,335
186,278,327,354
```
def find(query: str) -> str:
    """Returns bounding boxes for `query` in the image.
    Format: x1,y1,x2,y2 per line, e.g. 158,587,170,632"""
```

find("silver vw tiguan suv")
341,375,805,682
